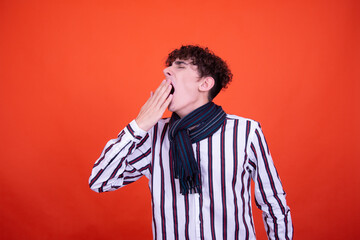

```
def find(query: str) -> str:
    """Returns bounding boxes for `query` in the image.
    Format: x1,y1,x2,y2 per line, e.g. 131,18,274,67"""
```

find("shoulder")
226,114,259,126
225,114,264,137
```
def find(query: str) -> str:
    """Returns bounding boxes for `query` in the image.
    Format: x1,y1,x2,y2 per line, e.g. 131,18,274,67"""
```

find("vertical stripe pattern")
89,116,293,240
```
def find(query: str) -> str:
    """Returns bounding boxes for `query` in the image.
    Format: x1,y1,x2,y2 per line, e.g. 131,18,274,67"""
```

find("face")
163,59,209,118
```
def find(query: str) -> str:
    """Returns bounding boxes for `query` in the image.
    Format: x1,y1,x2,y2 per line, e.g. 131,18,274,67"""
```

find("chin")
168,104,176,113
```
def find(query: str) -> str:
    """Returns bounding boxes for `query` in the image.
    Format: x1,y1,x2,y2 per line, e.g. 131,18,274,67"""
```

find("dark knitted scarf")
169,102,226,195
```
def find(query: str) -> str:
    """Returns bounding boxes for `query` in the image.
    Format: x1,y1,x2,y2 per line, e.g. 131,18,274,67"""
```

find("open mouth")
170,84,175,95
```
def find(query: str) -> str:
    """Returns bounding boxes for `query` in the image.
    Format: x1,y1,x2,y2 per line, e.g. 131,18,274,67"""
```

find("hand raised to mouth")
135,79,173,132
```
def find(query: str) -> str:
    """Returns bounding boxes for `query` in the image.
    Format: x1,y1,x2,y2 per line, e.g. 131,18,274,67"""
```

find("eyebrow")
173,60,190,66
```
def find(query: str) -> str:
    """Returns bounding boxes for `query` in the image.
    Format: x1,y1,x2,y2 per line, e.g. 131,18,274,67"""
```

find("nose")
163,67,173,78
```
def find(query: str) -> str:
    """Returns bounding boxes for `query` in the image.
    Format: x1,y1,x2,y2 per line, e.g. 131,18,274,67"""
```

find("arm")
89,120,152,192
247,122,293,240
89,79,173,193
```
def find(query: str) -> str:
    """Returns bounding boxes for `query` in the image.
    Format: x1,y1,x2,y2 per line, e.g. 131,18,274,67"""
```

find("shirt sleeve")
247,122,293,240
89,120,153,193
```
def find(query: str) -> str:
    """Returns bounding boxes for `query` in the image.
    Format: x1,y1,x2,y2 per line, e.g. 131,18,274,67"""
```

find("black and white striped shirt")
89,115,293,240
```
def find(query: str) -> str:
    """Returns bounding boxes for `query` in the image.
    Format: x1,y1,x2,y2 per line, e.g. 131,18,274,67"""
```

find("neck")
176,100,211,118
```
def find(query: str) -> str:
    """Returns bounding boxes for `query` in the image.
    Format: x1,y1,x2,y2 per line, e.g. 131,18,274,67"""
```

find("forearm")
258,190,293,240
89,120,150,192
249,122,293,239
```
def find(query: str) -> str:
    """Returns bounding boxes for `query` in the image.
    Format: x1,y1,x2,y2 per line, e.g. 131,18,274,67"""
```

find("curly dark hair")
165,45,233,101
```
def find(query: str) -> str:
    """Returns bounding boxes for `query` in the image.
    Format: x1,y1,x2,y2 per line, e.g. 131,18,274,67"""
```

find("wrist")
135,118,150,132
131,119,149,135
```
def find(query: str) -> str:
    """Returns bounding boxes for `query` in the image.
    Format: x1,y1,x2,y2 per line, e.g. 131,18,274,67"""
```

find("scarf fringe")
177,174,201,195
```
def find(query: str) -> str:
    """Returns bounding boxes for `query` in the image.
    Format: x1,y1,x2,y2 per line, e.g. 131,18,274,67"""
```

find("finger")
160,94,173,112
144,80,170,111
155,79,171,96
148,81,165,105
143,91,155,107
153,80,167,96
155,84,172,108
153,80,171,106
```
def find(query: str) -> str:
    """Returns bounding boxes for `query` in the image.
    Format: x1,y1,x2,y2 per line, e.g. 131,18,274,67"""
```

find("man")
89,45,293,239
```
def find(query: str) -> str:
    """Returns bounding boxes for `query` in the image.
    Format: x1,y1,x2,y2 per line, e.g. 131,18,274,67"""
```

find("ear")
199,76,215,92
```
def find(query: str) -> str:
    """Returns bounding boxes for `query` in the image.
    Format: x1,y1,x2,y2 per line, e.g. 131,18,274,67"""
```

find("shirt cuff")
125,120,148,140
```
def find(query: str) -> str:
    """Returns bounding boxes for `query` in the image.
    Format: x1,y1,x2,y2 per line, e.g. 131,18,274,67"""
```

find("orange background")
1,0,359,239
